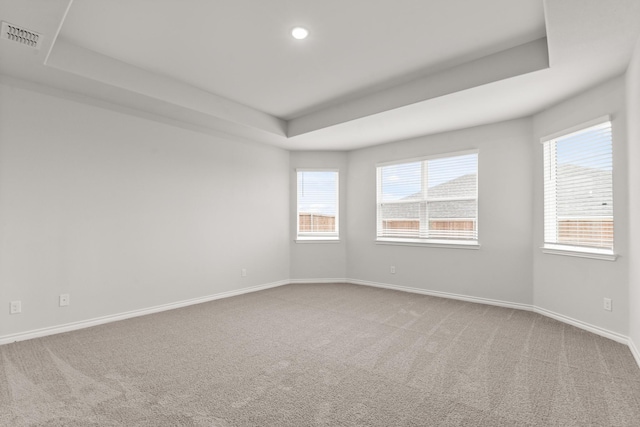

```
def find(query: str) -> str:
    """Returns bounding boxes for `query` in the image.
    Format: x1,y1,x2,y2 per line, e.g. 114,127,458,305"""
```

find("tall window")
296,170,339,240
542,117,614,257
376,151,478,245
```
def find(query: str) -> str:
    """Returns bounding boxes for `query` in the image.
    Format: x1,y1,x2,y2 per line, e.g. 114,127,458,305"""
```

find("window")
376,151,478,246
542,117,614,259
296,170,339,241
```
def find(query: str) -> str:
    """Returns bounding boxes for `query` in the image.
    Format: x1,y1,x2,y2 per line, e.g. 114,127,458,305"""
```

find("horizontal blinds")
377,152,478,241
543,121,613,250
378,161,422,238
297,170,338,237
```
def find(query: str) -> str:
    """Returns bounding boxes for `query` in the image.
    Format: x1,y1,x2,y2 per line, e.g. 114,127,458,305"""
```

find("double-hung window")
542,116,615,259
296,169,339,241
376,150,478,246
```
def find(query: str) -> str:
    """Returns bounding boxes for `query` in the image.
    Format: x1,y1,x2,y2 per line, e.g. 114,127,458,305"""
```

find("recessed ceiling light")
291,27,309,40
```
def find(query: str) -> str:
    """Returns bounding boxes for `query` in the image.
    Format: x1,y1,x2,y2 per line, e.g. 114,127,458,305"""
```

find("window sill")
295,237,341,244
541,245,618,261
376,238,480,250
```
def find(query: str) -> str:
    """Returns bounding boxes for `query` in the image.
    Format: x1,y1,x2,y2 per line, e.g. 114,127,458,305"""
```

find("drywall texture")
0,83,290,338
627,38,640,354
289,151,348,280
532,77,629,336
346,119,533,305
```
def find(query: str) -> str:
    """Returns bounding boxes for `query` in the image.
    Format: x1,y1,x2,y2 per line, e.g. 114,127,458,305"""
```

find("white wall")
289,151,348,280
0,82,290,339
346,119,533,305
627,37,640,358
532,76,629,336
1,70,637,353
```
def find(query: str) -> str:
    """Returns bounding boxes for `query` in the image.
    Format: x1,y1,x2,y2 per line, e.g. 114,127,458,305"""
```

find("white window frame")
296,169,339,242
376,150,479,249
540,116,617,261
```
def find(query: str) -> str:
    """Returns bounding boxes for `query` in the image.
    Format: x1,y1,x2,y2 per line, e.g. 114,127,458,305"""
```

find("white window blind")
297,170,339,240
376,151,478,244
542,118,613,254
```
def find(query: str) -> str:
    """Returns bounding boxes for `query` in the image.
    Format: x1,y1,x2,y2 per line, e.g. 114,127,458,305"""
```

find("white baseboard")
533,306,628,345
3,278,639,371
629,338,640,368
0,279,289,346
346,278,534,311
288,278,349,284
287,278,633,348
345,279,635,353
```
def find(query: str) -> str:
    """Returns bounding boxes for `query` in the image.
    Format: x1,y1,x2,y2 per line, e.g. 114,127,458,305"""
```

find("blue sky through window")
556,124,612,170
381,154,477,202
297,171,337,216
381,162,421,201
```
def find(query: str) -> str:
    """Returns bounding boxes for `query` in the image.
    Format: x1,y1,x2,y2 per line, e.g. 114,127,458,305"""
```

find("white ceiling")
59,0,545,119
1,0,639,150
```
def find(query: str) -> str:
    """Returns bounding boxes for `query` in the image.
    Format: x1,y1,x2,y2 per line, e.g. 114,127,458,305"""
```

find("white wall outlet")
390,265,396,274
59,294,70,307
241,268,247,277
603,298,612,311
10,300,21,314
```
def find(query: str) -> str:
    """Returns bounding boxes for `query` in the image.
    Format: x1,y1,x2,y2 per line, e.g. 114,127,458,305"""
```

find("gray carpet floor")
1,283,639,426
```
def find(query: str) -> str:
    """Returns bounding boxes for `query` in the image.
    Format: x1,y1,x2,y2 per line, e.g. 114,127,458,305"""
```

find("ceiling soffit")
45,36,549,140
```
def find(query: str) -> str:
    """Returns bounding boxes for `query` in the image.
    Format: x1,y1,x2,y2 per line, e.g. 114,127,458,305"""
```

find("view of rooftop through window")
543,120,613,251
377,152,478,242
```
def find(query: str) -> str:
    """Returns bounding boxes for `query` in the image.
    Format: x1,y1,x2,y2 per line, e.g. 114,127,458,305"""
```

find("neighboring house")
380,173,477,239
379,163,613,246
554,164,613,248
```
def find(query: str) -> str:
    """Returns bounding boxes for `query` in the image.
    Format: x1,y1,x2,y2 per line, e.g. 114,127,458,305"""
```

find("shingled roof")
380,173,477,220
555,164,612,217
381,163,612,221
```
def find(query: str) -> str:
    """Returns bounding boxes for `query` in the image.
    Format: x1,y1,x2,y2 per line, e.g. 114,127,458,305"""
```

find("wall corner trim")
630,337,640,369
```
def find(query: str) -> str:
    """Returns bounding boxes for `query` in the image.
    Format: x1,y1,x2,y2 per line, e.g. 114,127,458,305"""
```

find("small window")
542,117,614,258
376,151,478,246
296,170,339,241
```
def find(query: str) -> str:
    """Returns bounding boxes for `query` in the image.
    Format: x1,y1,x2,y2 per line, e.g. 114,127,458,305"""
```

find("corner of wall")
626,33,640,368
630,337,640,369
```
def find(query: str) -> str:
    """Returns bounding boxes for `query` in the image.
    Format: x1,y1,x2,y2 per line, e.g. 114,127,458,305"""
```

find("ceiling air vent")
1,21,41,49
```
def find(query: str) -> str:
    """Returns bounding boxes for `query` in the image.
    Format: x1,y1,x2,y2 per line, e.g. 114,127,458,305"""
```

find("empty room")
2,0,640,425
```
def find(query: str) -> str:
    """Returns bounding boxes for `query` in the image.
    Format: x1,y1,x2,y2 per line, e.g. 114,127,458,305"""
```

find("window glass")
377,151,478,245
297,170,339,240
543,120,613,253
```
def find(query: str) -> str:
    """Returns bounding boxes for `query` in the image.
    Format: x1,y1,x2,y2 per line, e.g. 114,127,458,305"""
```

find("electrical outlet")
390,266,396,274
241,268,247,277
59,294,70,307
10,300,21,314
603,298,612,311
